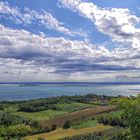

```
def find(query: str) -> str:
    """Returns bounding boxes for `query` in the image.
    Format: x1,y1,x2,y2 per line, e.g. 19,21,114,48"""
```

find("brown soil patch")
41,105,117,128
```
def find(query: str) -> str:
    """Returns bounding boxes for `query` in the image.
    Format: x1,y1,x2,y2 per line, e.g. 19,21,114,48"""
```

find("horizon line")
0,81,140,85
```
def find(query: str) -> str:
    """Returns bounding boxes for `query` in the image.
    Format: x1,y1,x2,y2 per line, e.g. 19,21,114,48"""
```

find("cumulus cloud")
0,24,140,81
0,1,86,37
58,0,140,49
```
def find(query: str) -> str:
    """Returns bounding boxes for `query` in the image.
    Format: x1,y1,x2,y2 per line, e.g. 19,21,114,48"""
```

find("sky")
0,0,140,82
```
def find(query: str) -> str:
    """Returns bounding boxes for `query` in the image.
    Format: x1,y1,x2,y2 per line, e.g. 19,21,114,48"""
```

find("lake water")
0,84,140,101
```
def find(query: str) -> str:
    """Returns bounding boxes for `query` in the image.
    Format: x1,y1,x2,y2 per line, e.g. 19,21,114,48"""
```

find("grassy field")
13,102,95,121
14,110,67,121
57,102,95,112
105,110,122,117
71,119,98,129
25,124,112,140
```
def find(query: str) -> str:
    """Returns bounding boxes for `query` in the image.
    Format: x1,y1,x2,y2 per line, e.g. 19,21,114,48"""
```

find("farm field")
71,119,98,129
14,110,67,121
56,102,95,112
105,110,122,117
41,105,116,128
25,124,111,140
13,102,96,121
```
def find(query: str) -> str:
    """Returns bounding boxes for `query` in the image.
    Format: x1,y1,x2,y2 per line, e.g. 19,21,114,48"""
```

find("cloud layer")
0,0,140,82
1,24,140,81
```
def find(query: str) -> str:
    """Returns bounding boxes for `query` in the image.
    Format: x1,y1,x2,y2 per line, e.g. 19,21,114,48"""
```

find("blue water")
0,84,140,101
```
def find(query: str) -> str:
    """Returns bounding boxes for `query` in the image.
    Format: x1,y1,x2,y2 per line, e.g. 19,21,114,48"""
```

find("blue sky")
0,0,140,82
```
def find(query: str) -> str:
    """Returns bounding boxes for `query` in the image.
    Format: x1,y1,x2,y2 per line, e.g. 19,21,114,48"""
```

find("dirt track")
41,105,117,128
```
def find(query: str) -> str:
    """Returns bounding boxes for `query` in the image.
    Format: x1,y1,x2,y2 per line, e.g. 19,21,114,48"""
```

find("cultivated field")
14,110,67,121
41,105,117,128
14,102,95,121
25,124,111,140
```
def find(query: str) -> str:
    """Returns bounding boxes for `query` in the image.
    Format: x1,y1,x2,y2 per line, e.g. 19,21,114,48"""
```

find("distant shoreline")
0,82,140,85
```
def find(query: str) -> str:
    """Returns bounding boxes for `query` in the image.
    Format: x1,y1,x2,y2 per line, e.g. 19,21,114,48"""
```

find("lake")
0,83,140,101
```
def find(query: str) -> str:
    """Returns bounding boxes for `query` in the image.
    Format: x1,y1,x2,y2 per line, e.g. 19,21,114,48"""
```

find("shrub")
63,121,71,129
116,95,140,139
97,114,126,127
0,124,32,139
0,111,26,126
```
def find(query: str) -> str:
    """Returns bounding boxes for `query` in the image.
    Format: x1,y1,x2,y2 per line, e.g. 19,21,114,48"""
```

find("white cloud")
59,0,140,49
0,1,86,37
1,24,140,81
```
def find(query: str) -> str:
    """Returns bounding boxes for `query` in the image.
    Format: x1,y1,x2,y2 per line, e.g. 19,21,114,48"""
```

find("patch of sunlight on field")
14,110,67,121
57,102,95,112
25,124,112,140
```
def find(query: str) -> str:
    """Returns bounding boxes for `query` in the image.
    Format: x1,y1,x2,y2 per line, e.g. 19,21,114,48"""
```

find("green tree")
113,95,140,139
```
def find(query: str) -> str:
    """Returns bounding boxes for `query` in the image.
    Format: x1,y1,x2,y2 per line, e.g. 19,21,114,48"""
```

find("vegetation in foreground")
61,127,129,140
25,124,111,140
0,94,139,140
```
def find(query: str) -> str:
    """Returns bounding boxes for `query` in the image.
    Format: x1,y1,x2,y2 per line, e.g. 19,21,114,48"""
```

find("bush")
115,95,140,139
97,114,126,127
0,124,32,139
0,111,26,126
63,121,71,129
